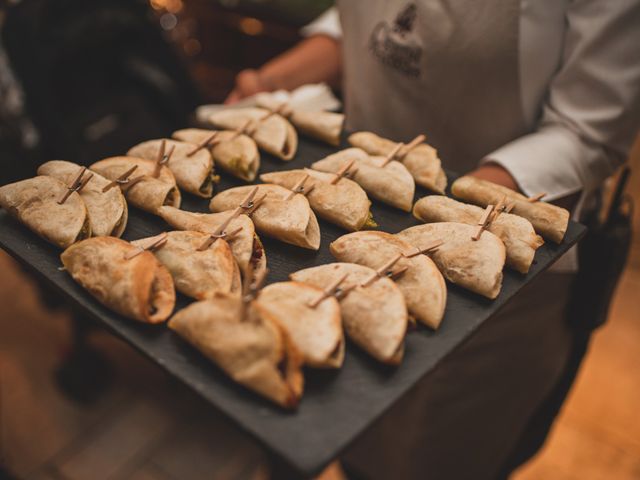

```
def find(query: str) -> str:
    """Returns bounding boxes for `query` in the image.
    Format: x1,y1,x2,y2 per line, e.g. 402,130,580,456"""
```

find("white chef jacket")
303,2,640,203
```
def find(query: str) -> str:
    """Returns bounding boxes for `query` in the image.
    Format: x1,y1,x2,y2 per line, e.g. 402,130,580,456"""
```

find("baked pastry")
330,231,447,329
209,184,321,250
349,131,447,194
413,195,543,273
0,176,90,248
398,222,506,299
291,263,408,364
260,168,374,231
312,148,415,212
38,160,128,238
168,292,304,409
131,231,241,300
128,138,216,198
61,236,175,323
254,281,344,368
91,156,181,214
451,176,569,243
173,128,260,182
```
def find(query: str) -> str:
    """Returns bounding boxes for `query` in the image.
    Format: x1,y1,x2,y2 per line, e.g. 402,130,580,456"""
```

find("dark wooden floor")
1,143,638,480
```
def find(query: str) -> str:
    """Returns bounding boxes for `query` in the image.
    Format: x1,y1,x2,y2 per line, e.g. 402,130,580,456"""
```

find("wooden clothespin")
285,174,315,200
308,273,356,308
102,165,141,192
397,134,426,160
403,239,444,258
197,209,244,251
381,134,427,167
472,205,496,241
187,132,219,157
229,119,255,141
238,186,266,216
58,166,94,204
380,142,404,167
152,141,176,178
242,267,269,306
330,159,358,185
527,192,546,203
125,232,168,260
361,254,408,288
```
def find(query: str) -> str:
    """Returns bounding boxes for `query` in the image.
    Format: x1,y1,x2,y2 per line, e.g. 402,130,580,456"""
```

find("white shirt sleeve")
300,7,342,39
485,0,640,201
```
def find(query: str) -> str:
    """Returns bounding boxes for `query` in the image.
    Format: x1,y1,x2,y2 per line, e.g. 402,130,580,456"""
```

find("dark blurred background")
0,0,332,185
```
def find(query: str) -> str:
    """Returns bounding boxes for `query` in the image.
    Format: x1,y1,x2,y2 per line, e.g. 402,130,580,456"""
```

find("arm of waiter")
471,0,640,210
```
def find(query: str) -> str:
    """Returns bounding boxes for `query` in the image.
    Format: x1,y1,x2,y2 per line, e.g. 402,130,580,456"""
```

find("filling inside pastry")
199,170,220,196
110,212,126,237
362,211,378,229
74,217,92,242
163,187,180,207
250,235,264,269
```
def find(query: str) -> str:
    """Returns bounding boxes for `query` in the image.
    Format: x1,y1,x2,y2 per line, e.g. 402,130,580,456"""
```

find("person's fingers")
235,69,263,97
224,89,242,105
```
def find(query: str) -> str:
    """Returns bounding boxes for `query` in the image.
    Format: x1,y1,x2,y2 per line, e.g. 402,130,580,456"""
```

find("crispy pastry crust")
61,236,175,323
291,263,408,364
0,176,90,248
413,195,543,273
168,293,304,409
330,231,447,328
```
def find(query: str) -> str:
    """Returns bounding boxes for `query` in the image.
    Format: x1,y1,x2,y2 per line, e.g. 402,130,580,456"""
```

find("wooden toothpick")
285,174,314,200
126,232,168,260
472,204,496,241
102,165,139,192
308,273,355,308
58,166,94,204
397,134,426,159
403,239,444,258
153,141,175,178
361,254,407,288
330,159,358,185
527,192,547,203
381,142,404,167
187,132,219,157
242,267,269,306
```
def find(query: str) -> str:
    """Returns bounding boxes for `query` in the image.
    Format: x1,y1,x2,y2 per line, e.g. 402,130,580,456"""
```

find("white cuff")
300,7,342,40
482,125,615,201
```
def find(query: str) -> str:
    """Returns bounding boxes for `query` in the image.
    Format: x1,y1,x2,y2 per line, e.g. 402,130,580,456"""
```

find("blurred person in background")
227,2,640,479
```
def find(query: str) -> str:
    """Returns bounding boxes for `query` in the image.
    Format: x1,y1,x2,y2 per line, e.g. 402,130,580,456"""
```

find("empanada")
157,206,266,284
168,292,304,409
291,263,408,364
397,223,506,299
330,231,447,329
208,107,297,161
38,160,128,237
131,231,241,300
61,236,175,323
0,176,90,248
128,139,216,198
413,195,543,273
209,184,320,250
254,282,344,368
260,168,374,231
173,128,260,182
451,176,570,243
349,131,447,193
91,156,181,214
312,148,414,212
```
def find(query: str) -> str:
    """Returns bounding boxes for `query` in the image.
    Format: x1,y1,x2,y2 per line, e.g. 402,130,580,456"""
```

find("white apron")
336,2,576,479
339,0,527,170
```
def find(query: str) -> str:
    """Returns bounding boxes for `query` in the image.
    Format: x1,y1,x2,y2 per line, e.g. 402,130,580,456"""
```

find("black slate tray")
0,135,586,478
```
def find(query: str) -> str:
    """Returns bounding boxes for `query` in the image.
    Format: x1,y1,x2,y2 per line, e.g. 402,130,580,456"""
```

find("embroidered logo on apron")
368,3,422,78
